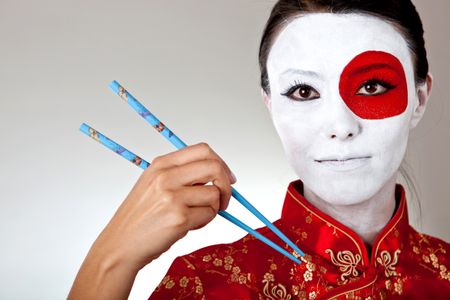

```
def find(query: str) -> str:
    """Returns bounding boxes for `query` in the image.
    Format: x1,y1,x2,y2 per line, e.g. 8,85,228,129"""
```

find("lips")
315,156,371,163
315,156,371,172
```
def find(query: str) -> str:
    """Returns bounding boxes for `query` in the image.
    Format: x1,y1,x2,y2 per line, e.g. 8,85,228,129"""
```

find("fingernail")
230,171,237,183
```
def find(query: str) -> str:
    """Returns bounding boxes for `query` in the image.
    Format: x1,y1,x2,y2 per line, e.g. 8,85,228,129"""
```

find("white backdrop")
0,1,449,299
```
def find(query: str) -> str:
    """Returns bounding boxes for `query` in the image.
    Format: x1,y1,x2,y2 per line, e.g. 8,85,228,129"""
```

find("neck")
303,175,397,249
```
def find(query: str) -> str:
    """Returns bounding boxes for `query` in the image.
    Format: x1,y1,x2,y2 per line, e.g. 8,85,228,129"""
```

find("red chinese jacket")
148,179,450,299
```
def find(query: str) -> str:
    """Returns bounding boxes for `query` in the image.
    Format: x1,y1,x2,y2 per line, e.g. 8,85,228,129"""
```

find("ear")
410,72,433,129
261,88,272,116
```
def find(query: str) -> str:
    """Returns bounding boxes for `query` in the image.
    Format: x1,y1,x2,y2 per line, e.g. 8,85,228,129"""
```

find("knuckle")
209,159,223,174
150,156,164,168
209,185,221,199
160,190,176,205
166,209,189,229
153,169,169,186
197,142,212,156
209,186,221,211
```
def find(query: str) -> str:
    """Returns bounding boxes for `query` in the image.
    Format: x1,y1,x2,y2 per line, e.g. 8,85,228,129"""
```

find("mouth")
316,156,371,163
315,156,371,171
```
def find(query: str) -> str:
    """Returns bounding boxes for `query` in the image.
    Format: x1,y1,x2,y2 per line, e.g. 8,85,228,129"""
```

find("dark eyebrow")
348,63,396,76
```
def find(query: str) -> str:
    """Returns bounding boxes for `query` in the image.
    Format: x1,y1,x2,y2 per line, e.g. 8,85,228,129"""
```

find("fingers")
148,142,236,184
156,159,232,210
174,185,222,212
187,206,217,230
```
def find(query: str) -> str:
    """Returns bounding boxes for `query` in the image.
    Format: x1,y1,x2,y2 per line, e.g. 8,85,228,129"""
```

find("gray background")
0,0,448,299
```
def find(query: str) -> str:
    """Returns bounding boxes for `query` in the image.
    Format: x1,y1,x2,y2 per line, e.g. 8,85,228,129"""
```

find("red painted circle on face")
339,51,408,120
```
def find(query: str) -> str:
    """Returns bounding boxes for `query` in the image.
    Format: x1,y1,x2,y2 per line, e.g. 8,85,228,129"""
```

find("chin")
302,170,386,206
315,182,379,206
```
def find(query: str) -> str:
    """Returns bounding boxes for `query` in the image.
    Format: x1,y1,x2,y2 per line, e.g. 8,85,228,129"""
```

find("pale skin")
69,13,433,300
263,13,433,248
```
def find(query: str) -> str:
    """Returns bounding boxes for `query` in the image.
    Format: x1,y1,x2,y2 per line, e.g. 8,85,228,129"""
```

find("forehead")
267,13,413,77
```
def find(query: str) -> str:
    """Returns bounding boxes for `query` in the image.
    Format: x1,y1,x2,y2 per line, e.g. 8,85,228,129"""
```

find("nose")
324,101,362,141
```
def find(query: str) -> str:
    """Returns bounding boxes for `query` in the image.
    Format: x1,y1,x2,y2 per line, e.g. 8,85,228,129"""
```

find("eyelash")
280,76,396,100
280,80,318,101
358,76,396,91
281,79,304,96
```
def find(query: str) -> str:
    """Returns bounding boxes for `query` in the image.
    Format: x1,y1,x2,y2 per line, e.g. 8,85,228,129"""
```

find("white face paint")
266,13,419,205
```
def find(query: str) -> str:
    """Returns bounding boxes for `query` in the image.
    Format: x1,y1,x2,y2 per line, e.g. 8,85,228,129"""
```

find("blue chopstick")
108,80,305,260
79,123,302,264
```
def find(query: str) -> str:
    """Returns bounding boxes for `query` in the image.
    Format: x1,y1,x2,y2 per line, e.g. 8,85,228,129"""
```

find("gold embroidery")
440,265,450,281
303,270,313,282
224,255,233,265
325,249,361,281
270,263,277,271
179,276,189,288
202,246,252,286
212,258,222,266
288,190,364,263
305,215,312,224
376,249,401,277
194,276,203,294
309,290,317,299
202,254,211,262
415,241,450,282
165,279,175,289
384,277,403,295
262,272,292,300
181,257,196,270
291,284,299,296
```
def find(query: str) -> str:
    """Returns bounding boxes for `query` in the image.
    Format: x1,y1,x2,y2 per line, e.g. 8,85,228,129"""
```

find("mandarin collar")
280,179,409,274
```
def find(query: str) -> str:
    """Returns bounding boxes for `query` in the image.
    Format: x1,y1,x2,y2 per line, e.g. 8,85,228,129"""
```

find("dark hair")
258,0,427,225
258,0,428,96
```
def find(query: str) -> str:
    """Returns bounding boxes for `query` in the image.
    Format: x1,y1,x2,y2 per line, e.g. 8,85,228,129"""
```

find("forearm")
68,239,141,300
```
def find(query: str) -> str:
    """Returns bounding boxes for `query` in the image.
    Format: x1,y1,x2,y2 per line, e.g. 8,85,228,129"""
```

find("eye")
280,81,320,101
356,79,395,96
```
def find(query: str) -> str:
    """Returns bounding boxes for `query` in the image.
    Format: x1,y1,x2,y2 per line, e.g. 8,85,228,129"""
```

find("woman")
69,0,450,299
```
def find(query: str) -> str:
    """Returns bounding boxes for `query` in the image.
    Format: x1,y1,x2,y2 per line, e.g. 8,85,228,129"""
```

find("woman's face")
266,13,422,205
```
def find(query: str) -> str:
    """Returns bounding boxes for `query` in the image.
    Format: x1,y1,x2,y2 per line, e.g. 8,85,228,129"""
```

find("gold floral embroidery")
262,272,292,300
414,240,450,282
194,276,203,294
384,277,403,295
308,291,317,299
212,258,222,266
376,249,401,277
202,254,211,262
224,255,234,265
203,246,252,286
291,284,299,296
325,249,361,281
440,265,450,281
165,279,175,289
179,276,189,288
305,214,312,224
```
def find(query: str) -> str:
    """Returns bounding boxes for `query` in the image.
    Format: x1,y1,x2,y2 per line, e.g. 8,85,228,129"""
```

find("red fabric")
148,180,450,299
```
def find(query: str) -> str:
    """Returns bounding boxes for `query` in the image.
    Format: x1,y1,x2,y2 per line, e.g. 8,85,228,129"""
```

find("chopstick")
109,80,305,260
79,123,302,264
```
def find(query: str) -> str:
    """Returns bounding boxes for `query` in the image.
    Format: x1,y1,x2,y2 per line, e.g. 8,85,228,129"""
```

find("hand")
68,142,236,299
103,142,236,269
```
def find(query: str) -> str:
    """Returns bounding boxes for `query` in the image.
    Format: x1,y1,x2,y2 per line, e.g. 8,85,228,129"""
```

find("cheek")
271,101,318,152
339,51,408,120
